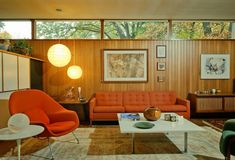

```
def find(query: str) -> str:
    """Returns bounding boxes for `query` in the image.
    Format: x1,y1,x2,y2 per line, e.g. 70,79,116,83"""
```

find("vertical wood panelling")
29,40,235,100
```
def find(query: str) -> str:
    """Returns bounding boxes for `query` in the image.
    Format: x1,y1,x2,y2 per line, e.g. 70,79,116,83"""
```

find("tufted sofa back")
123,91,150,105
96,91,123,106
149,91,176,105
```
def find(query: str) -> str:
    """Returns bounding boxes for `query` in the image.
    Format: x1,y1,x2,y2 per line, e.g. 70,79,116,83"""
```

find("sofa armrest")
89,97,96,120
176,97,190,106
176,97,190,118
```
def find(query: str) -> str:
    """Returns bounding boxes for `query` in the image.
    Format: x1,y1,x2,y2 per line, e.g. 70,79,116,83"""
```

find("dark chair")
220,119,235,160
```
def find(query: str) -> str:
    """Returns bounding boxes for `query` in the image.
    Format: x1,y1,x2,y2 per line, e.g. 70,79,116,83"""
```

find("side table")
58,100,89,123
0,125,44,160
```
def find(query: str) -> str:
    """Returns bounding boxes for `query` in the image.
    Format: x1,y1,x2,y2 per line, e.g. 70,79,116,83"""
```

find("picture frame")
156,45,166,58
101,49,148,82
157,62,166,71
200,54,230,79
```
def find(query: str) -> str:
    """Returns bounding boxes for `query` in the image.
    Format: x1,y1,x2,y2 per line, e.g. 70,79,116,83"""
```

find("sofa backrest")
123,91,150,105
96,92,123,106
149,91,176,105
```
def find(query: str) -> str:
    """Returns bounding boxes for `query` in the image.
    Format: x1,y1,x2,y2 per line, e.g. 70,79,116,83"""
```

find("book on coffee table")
120,113,140,120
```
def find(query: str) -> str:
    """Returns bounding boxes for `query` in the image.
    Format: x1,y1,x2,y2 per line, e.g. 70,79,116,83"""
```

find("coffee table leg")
132,133,135,154
184,132,188,152
16,139,21,160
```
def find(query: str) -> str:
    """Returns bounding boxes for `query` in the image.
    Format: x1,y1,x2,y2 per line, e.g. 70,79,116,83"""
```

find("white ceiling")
0,0,235,20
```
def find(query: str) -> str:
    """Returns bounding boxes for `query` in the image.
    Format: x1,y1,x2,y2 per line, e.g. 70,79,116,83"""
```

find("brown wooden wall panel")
28,40,235,100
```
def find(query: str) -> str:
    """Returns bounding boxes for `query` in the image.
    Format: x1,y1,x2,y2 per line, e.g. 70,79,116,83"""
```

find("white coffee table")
117,112,205,153
0,125,44,160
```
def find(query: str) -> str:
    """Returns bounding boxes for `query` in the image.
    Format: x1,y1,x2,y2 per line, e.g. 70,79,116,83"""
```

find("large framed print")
102,49,148,82
201,54,230,79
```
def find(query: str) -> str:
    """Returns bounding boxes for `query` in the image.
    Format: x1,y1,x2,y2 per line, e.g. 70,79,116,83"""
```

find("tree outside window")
172,21,232,39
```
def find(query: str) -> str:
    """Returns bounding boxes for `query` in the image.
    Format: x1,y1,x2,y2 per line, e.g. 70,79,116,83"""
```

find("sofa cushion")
94,106,125,113
155,104,187,112
96,92,123,106
125,105,149,112
123,91,150,105
149,91,176,105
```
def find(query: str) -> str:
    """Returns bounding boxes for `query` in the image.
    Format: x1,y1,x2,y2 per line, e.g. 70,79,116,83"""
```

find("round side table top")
0,125,44,140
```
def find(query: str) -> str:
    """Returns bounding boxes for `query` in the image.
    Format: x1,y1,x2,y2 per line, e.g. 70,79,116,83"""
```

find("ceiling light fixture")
67,41,83,79
67,65,83,79
47,44,71,67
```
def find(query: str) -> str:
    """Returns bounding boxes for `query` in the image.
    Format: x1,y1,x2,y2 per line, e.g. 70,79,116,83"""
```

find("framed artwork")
156,45,166,58
102,49,148,82
157,62,166,71
201,54,230,79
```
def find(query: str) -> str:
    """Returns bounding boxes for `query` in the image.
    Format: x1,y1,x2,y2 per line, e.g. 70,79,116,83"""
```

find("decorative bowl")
135,121,155,129
143,106,161,121
8,113,30,133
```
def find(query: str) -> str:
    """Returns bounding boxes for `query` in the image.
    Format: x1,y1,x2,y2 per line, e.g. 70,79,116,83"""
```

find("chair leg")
225,156,230,160
225,137,235,160
225,148,231,160
72,132,79,144
47,137,54,160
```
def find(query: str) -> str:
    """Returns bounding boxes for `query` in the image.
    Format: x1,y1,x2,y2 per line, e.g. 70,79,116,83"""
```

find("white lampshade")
47,44,71,67
67,65,83,79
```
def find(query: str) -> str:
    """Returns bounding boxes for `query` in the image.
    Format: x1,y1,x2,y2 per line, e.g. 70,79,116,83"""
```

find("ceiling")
0,0,235,20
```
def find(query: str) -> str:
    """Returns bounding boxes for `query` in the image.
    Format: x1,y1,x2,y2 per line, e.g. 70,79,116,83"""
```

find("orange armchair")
9,89,79,159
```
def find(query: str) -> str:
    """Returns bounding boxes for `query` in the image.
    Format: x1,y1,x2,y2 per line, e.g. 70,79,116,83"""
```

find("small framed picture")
156,45,166,58
157,62,166,71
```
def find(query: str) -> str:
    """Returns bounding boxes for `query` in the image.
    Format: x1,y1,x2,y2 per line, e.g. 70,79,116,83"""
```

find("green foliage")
0,22,11,39
36,21,100,39
0,21,4,31
104,21,148,39
136,22,168,39
172,22,231,39
0,31,11,39
36,20,168,39
11,40,32,55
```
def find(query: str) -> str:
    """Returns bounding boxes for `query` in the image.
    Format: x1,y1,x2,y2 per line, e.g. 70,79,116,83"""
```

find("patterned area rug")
0,125,230,160
202,119,228,131
87,127,181,155
0,138,54,156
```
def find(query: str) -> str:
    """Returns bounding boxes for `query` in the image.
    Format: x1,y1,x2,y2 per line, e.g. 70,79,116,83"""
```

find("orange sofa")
89,91,190,124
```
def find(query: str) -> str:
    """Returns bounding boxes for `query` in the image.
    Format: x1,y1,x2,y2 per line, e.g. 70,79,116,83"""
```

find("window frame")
171,20,234,40
103,19,169,40
0,19,33,39
34,19,102,40
0,19,234,40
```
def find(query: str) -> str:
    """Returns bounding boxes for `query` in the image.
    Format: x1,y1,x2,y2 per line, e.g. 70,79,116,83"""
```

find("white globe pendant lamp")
67,65,83,79
47,44,71,67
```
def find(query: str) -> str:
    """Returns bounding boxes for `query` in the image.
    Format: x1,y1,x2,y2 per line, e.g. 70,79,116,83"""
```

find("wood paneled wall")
29,40,235,100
